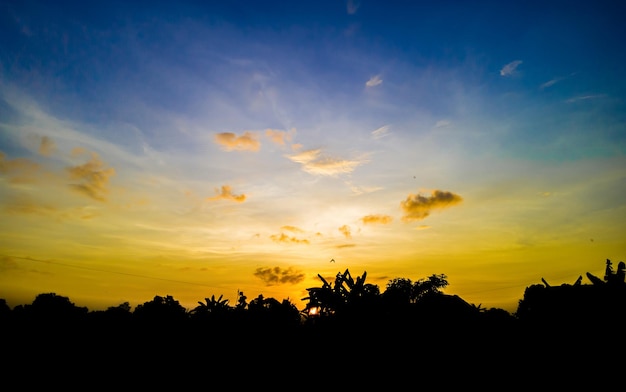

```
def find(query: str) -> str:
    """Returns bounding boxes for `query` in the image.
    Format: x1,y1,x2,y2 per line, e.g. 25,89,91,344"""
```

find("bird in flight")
330,258,335,263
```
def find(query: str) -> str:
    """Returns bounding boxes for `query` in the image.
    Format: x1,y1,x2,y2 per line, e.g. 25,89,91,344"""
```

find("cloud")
371,125,390,139
286,148,368,176
540,72,577,90
66,149,115,202
214,131,260,151
540,79,560,90
0,151,42,184
500,60,522,77
400,189,463,222
207,185,246,202
347,0,360,14
38,136,56,156
335,243,356,249
270,232,310,244
360,214,393,225
435,120,451,128
3,195,58,217
281,225,304,233
338,225,352,238
366,75,383,87
565,94,607,103
253,266,305,286
265,128,295,146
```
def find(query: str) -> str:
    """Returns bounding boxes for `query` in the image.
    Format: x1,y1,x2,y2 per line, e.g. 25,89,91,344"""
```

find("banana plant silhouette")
302,269,379,318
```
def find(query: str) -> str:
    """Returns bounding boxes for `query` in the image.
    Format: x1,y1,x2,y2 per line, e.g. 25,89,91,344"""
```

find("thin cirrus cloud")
500,60,523,77
371,125,391,139
66,148,116,202
400,190,463,222
207,185,246,202
286,148,368,176
253,266,305,286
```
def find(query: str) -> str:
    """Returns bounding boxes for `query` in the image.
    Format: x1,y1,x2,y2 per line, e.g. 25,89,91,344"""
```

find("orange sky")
1,1,625,314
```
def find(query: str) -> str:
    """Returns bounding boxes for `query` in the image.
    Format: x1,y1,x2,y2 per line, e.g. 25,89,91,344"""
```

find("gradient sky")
1,0,625,313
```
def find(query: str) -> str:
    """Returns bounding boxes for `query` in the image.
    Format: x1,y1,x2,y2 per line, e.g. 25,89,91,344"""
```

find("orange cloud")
338,225,352,239
361,214,393,225
265,128,295,146
66,149,115,202
0,151,42,184
253,266,305,286
270,233,309,244
207,185,246,202
214,131,260,151
286,148,367,176
38,136,56,156
281,225,304,233
400,190,463,222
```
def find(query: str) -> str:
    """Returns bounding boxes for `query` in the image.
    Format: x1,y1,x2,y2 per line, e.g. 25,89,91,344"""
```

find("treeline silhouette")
3,259,625,386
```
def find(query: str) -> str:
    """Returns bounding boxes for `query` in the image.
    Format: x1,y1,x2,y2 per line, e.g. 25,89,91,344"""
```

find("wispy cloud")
207,185,246,202
371,125,390,139
286,148,368,176
366,75,383,87
265,128,295,146
214,131,260,151
347,0,360,15
360,214,393,225
66,148,115,202
500,60,523,77
253,266,305,286
565,94,607,103
0,151,42,184
400,189,463,222
38,136,56,156
540,72,577,90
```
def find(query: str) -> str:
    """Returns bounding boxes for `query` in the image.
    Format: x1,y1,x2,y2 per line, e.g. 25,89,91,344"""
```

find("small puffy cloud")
207,185,246,202
214,131,260,151
66,149,115,202
265,128,295,146
38,136,56,156
360,214,393,225
286,148,368,176
281,225,304,233
254,266,305,286
270,233,310,244
500,60,522,77
435,120,451,128
371,125,390,139
338,225,352,239
366,75,383,87
400,189,463,222
0,151,42,184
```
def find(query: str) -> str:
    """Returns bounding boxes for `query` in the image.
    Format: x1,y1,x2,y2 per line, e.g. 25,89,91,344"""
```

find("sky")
1,0,625,314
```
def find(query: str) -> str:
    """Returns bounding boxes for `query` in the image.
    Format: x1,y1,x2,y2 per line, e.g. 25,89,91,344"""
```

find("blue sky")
1,0,625,312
